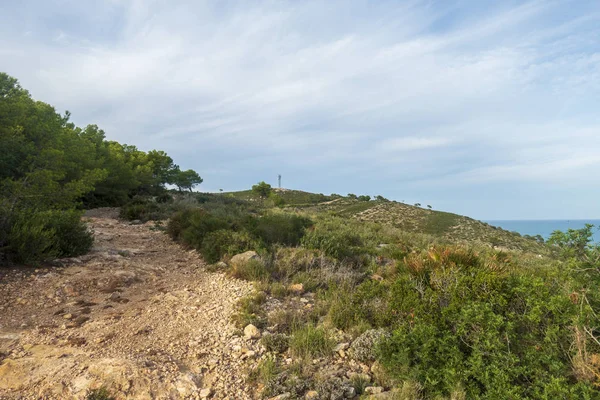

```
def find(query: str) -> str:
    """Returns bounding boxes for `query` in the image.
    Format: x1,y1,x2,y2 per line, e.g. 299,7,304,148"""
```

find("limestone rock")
244,324,261,340
364,386,384,395
230,251,259,268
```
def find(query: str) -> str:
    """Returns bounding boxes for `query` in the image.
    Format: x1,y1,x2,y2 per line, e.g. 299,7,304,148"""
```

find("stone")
244,324,261,340
200,387,212,398
344,386,356,398
334,343,350,352
305,390,319,399
288,283,304,295
63,313,73,320
269,394,291,400
364,386,384,395
370,274,384,281
230,251,259,269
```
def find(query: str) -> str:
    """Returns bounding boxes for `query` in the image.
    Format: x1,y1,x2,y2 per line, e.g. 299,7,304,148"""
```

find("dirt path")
0,210,257,399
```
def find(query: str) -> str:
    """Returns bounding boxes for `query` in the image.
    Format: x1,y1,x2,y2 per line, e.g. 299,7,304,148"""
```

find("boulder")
244,324,261,340
230,251,259,269
364,386,384,395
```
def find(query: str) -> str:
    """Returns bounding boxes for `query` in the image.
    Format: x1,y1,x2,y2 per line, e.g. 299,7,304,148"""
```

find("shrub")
231,258,270,281
199,229,258,263
86,387,115,400
174,209,230,249
119,197,161,221
6,211,56,264
376,246,596,398
47,209,94,257
290,325,334,359
301,223,364,260
232,292,267,329
348,328,389,363
248,213,313,247
261,333,290,353
4,209,93,265
156,192,173,204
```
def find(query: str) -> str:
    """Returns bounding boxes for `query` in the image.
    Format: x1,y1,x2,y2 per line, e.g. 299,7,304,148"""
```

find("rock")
63,313,73,320
305,390,319,399
344,386,356,398
288,283,304,295
334,343,350,352
175,373,199,397
269,394,291,400
215,261,228,270
349,372,371,383
370,274,384,281
364,386,384,395
200,387,212,398
244,324,261,340
230,251,259,270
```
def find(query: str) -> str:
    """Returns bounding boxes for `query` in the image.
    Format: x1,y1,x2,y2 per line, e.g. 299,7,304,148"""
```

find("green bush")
248,213,312,247
375,246,595,398
119,197,161,221
261,333,290,353
231,258,271,281
290,325,334,359
47,209,94,257
301,222,364,260
200,229,258,263
86,387,115,400
4,209,93,265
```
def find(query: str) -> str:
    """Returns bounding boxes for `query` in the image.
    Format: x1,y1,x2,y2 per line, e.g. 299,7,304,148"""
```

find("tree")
414,203,421,207
172,169,203,192
358,195,371,202
375,195,389,202
427,205,432,210
347,193,358,200
252,181,272,198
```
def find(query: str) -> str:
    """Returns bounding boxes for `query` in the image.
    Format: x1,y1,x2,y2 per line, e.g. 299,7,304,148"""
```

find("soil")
0,209,259,399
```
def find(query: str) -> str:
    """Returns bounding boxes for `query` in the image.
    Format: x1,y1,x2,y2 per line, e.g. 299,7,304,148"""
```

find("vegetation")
0,73,201,265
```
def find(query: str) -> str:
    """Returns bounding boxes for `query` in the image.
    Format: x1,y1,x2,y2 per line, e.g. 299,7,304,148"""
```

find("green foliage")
301,219,364,260
423,211,459,234
86,387,115,400
372,246,593,398
232,258,270,281
548,224,598,261
252,181,272,198
261,333,290,353
347,193,358,200
357,195,371,202
248,213,313,247
200,229,258,263
172,168,203,192
290,325,334,359
3,209,92,265
0,72,200,265
118,197,161,221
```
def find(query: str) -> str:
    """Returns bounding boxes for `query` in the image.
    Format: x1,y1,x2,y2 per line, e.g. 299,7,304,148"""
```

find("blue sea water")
485,220,600,243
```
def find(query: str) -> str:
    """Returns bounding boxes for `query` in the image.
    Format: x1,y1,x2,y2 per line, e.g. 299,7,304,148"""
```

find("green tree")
252,181,272,198
173,168,203,192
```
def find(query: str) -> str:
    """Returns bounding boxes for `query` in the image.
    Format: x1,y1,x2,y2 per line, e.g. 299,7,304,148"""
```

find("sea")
485,220,600,243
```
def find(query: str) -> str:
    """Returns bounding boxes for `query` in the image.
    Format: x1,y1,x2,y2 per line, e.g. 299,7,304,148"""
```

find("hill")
225,189,547,254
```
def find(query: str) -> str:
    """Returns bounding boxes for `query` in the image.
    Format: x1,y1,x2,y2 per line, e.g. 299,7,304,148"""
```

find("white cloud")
1,0,599,217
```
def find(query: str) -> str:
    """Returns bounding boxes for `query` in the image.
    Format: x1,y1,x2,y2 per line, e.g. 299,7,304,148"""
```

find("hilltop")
225,188,547,254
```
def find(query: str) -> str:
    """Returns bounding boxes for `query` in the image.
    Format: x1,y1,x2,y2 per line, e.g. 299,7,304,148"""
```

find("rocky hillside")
225,190,546,253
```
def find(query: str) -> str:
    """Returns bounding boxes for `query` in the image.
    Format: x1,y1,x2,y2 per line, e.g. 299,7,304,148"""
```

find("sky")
1,0,599,220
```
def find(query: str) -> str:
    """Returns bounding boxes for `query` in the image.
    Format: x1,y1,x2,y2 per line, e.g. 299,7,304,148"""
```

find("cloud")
0,0,599,218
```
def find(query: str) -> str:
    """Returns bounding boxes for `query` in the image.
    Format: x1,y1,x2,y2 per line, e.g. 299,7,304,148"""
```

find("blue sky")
1,0,599,220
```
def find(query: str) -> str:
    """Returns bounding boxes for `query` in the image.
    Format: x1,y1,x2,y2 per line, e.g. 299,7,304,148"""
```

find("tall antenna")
278,174,282,189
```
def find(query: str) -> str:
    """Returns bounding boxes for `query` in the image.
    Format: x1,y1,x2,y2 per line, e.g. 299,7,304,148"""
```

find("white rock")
244,324,261,339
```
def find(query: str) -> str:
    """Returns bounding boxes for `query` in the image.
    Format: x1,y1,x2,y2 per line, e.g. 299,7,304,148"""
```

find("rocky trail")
0,209,258,399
